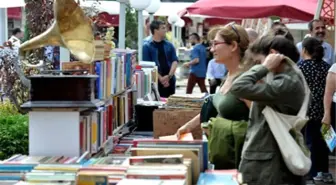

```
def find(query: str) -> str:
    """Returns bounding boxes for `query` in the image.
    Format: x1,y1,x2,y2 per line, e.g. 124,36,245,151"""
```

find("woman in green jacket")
231,34,306,185
175,23,251,169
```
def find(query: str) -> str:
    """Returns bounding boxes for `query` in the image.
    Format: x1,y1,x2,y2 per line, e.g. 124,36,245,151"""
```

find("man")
296,19,334,65
183,33,208,94
246,28,258,44
8,28,23,48
206,59,227,94
143,20,178,98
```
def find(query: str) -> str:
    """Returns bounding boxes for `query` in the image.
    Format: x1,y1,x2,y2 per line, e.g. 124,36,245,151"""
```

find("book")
159,133,194,141
129,154,184,165
321,124,336,152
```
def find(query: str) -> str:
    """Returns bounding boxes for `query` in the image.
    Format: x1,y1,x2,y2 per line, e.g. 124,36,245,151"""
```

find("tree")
24,0,54,65
125,6,138,49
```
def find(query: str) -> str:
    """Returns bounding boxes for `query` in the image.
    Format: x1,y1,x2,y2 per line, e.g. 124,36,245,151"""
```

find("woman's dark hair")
302,37,324,61
272,27,294,43
248,34,300,62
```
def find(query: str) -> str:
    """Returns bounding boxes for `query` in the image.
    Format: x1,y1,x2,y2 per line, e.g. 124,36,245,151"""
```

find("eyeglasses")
210,41,226,47
227,22,241,43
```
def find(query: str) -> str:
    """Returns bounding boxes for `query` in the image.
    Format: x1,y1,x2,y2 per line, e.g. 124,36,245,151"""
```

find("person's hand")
262,53,285,71
160,75,170,87
176,125,190,139
159,75,169,86
201,127,210,136
183,62,191,68
322,114,331,127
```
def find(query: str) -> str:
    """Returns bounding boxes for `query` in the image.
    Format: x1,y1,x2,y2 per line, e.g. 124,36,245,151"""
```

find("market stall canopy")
180,0,333,22
0,0,25,8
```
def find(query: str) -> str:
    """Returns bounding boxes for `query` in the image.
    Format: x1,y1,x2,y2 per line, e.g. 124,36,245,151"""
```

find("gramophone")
20,0,101,109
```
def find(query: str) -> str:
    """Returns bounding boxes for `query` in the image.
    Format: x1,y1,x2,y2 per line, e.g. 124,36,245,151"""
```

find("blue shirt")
206,59,227,79
190,44,207,78
142,38,178,77
296,41,335,65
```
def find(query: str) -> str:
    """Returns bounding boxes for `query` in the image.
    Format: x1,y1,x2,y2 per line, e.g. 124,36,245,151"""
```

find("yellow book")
76,172,108,185
91,112,98,153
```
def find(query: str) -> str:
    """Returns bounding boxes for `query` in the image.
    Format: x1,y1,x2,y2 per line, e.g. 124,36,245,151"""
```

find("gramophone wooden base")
29,75,98,102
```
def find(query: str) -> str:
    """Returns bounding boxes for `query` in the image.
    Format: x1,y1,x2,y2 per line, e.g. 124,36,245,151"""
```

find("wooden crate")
153,108,202,139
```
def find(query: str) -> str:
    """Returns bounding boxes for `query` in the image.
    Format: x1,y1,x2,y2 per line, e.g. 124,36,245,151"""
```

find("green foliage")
0,101,19,115
0,101,28,160
125,6,138,49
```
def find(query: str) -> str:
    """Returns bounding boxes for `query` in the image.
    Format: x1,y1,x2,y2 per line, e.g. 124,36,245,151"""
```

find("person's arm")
323,71,336,119
142,44,151,62
185,47,200,67
230,64,297,104
168,44,178,79
183,114,201,131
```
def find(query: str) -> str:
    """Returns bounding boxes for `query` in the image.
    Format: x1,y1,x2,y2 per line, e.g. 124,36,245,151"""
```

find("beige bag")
262,58,312,176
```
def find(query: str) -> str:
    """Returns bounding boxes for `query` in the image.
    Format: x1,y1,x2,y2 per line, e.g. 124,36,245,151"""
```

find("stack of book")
197,169,243,185
77,156,129,185
134,62,158,99
166,93,208,108
94,40,105,61
0,155,83,184
95,49,133,100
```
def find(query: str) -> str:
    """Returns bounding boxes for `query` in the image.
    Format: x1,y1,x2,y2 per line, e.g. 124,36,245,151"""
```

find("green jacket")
230,63,306,185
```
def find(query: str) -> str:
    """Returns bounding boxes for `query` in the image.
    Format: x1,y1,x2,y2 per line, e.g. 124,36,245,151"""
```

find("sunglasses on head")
227,22,241,43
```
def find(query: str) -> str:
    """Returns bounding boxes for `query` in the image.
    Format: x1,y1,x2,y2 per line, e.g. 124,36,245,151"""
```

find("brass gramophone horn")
16,0,95,88
19,0,95,66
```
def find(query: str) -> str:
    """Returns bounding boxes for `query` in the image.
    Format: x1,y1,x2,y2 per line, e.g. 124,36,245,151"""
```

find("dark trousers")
186,73,208,94
158,78,176,98
304,119,330,177
209,79,222,94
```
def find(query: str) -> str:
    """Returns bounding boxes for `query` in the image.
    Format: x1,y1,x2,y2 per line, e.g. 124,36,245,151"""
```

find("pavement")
320,155,336,185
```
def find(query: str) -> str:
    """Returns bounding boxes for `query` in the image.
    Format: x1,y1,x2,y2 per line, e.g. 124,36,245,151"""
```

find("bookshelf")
21,48,136,157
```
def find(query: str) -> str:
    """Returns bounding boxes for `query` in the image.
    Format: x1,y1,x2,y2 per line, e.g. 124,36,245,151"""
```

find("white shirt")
329,64,336,102
8,35,21,48
206,59,227,79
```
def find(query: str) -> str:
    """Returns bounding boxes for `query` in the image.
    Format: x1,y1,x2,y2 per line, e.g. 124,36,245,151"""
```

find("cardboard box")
153,108,202,139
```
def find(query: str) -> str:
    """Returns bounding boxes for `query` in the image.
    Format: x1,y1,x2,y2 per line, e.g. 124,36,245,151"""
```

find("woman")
323,65,336,129
298,37,333,183
175,23,251,169
230,34,305,185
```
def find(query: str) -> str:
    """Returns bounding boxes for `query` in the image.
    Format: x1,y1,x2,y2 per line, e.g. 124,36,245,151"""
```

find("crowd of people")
143,19,335,185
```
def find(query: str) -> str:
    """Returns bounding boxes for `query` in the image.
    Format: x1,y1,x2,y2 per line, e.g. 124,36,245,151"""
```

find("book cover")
321,124,336,152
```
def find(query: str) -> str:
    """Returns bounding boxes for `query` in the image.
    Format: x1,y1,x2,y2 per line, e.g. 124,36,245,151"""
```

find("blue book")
197,173,239,185
321,124,336,152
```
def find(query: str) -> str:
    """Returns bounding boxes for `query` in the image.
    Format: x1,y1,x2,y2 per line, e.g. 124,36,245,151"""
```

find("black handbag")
200,95,218,123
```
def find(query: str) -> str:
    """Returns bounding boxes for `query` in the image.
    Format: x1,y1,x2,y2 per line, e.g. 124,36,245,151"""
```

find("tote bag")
262,58,312,176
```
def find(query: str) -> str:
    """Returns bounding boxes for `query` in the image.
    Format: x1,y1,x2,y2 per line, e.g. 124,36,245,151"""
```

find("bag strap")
266,57,310,118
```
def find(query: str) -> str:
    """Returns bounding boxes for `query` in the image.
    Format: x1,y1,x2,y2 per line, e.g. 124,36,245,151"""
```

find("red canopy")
182,0,331,22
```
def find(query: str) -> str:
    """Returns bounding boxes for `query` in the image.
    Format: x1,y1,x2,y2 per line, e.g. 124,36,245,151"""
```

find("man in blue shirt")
296,19,335,65
183,33,208,94
142,20,179,98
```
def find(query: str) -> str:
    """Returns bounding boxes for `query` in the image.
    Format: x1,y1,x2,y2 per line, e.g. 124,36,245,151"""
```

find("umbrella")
183,0,329,21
